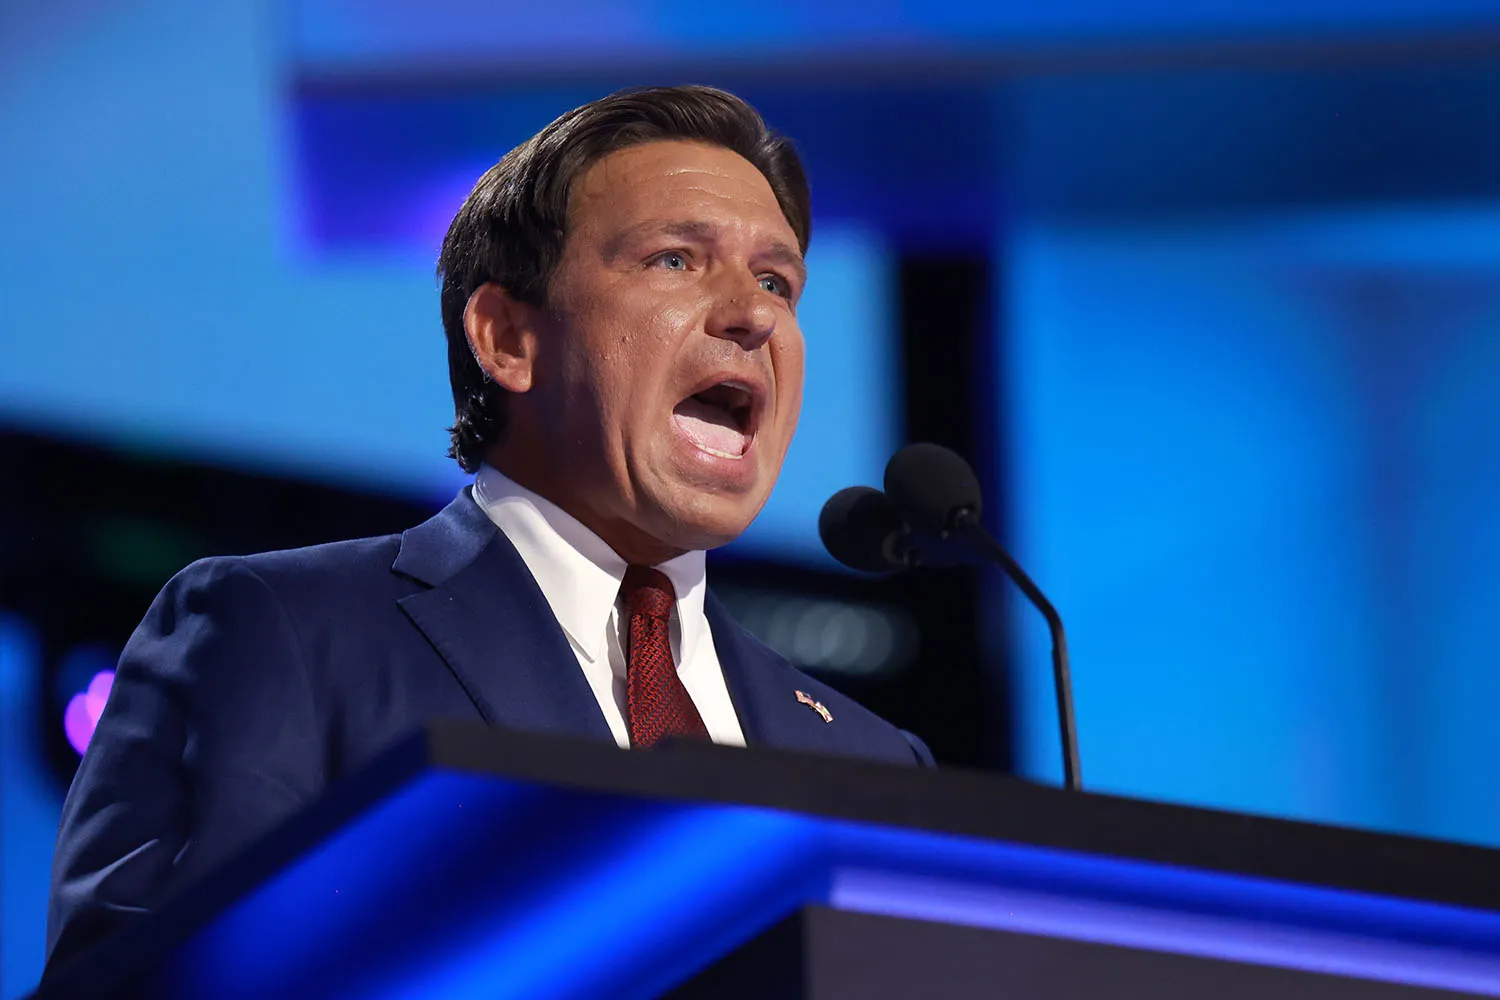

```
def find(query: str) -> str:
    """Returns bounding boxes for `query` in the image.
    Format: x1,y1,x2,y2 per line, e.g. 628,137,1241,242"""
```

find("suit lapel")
704,592,769,747
393,489,613,743
706,591,840,754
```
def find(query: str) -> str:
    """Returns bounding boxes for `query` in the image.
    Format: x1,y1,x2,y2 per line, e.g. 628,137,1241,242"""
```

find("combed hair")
436,85,812,473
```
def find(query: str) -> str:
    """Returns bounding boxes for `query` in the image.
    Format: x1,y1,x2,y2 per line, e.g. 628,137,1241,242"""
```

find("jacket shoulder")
170,533,406,603
230,532,404,580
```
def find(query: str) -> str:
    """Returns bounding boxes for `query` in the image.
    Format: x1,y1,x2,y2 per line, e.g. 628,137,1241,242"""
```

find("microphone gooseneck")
884,443,1083,793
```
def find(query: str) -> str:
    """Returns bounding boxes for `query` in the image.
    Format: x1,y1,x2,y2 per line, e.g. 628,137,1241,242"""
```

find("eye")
652,251,689,271
760,274,791,299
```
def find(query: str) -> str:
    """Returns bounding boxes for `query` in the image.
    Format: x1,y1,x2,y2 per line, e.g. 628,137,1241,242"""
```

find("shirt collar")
471,465,709,664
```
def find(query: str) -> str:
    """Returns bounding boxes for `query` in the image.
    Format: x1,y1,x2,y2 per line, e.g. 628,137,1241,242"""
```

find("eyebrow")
603,219,808,286
760,239,809,289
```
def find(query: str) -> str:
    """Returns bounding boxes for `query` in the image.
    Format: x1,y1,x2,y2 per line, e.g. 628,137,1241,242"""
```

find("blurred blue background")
5,0,1500,995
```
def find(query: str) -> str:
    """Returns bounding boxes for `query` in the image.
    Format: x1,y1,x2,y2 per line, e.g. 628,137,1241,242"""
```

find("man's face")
493,140,806,562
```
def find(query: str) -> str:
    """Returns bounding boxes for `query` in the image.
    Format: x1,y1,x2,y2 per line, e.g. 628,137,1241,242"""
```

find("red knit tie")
622,565,709,748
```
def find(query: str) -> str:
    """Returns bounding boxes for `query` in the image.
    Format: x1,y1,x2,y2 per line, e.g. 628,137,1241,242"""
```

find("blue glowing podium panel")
36,726,1500,999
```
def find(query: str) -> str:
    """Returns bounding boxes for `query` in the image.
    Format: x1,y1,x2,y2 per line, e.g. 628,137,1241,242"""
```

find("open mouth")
672,381,758,459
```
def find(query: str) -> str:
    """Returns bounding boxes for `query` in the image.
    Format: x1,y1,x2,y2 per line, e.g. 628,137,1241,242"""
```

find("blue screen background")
1004,209,1500,840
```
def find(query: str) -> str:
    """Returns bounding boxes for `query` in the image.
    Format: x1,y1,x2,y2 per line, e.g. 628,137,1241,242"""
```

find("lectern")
35,724,1500,998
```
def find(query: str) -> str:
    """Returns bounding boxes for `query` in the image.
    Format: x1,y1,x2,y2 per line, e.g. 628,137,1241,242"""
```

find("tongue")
673,396,749,457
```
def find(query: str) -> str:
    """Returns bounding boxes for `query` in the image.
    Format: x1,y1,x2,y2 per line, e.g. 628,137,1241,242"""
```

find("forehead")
568,140,798,245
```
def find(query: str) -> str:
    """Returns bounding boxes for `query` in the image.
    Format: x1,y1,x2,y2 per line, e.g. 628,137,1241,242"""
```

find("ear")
464,283,539,394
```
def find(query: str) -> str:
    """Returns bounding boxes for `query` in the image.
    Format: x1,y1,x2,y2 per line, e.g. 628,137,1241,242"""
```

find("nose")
705,274,777,352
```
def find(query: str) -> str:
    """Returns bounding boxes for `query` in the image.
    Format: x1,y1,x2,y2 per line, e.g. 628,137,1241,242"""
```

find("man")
45,85,932,975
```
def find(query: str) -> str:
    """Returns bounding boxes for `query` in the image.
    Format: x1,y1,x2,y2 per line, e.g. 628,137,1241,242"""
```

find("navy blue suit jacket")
45,488,931,972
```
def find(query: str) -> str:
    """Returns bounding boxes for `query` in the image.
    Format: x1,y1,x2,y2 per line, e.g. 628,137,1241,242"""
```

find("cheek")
594,308,686,439
773,331,807,434
649,299,698,341
556,292,655,410
618,299,702,410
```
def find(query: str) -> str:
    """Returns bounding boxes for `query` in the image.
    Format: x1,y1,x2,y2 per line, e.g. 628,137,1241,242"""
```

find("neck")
484,449,688,567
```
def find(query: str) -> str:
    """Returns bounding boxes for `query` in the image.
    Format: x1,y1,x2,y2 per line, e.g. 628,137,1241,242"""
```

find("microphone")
884,443,1083,793
817,486,971,572
818,486,913,573
883,442,984,536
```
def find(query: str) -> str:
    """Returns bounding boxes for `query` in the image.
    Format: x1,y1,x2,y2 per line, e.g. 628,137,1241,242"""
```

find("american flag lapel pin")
795,690,833,724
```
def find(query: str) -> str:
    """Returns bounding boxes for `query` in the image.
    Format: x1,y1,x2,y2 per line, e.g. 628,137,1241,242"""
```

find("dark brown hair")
436,84,812,473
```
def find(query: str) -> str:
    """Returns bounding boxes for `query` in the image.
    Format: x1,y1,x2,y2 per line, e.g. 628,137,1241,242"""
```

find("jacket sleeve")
44,556,325,975
902,729,936,767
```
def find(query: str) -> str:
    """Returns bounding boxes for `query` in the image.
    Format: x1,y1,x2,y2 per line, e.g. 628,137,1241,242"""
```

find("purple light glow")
64,670,114,755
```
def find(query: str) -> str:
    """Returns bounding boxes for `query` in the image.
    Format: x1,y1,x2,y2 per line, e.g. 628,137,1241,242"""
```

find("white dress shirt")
471,464,746,749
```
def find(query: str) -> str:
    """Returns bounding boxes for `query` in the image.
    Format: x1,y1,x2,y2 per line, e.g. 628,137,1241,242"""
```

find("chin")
649,489,765,553
632,437,784,552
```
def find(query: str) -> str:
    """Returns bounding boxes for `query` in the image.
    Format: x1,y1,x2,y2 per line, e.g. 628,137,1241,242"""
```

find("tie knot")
623,565,675,622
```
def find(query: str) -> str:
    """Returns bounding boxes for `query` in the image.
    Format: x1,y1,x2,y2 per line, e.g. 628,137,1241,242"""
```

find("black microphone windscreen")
818,486,907,572
884,443,983,534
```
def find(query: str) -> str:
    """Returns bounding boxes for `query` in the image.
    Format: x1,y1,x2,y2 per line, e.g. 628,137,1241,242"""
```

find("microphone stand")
950,509,1082,793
